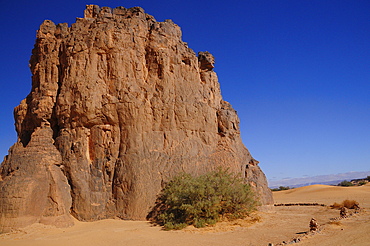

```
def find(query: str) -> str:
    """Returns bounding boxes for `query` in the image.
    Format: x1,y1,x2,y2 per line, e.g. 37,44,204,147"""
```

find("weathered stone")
340,207,348,218
0,5,273,233
309,218,319,231
84,4,100,18
198,51,215,71
0,126,73,232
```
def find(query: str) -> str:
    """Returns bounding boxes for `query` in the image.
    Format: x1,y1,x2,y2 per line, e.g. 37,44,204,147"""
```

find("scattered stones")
275,204,364,245
340,207,348,218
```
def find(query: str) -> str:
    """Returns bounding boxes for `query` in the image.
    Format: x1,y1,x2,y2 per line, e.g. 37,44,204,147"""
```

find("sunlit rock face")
0,5,273,233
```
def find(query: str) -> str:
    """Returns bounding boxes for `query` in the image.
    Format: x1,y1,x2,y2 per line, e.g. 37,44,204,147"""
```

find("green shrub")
149,169,258,230
338,180,354,187
358,181,367,186
271,186,291,191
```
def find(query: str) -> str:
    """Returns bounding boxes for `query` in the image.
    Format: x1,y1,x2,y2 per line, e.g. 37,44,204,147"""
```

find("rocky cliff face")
0,5,273,233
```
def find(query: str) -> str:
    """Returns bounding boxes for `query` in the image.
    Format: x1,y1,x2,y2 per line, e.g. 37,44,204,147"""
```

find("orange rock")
0,5,272,233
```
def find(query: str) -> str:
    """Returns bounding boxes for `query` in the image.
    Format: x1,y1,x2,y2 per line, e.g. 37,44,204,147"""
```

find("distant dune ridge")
269,171,370,188
0,5,272,233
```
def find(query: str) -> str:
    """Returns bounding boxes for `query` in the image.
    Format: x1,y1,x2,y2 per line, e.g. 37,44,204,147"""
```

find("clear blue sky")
0,0,369,183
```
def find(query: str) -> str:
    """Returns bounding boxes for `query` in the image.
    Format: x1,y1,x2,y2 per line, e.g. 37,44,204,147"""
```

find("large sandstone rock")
0,5,273,233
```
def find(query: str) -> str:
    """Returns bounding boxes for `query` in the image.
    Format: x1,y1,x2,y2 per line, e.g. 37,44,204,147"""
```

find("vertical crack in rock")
0,5,273,233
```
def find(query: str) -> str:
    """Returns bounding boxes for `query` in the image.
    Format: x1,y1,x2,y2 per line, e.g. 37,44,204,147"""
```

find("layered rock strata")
0,5,273,233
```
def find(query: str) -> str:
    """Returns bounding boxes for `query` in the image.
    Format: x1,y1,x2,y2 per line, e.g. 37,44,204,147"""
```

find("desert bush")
149,169,258,230
338,180,354,187
367,176,370,181
331,202,342,209
342,199,359,209
271,186,291,191
358,181,367,186
331,199,359,209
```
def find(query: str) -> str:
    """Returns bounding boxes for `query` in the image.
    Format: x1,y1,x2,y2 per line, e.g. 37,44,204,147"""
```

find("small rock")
309,218,319,231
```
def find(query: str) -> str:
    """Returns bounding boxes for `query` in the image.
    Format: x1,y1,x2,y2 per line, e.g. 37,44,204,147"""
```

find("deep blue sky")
0,0,369,183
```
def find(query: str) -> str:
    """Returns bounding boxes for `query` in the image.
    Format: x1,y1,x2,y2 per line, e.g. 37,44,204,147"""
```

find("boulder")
0,5,273,233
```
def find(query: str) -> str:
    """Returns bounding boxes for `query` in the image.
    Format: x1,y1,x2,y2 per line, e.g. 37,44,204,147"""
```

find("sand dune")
1,184,369,246
274,184,370,208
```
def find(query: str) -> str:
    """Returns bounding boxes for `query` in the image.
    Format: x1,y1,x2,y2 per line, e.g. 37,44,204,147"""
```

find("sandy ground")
1,183,369,246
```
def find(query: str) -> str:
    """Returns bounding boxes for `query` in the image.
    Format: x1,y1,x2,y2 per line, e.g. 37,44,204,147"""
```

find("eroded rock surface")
0,5,273,233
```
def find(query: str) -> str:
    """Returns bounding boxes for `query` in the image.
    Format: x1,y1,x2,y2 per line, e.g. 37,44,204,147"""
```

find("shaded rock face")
0,5,273,233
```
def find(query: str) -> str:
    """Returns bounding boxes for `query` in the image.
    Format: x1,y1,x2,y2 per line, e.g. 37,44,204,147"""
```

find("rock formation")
0,5,273,233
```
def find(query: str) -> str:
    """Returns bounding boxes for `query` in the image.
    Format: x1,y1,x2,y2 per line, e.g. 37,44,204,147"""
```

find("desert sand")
1,183,369,246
